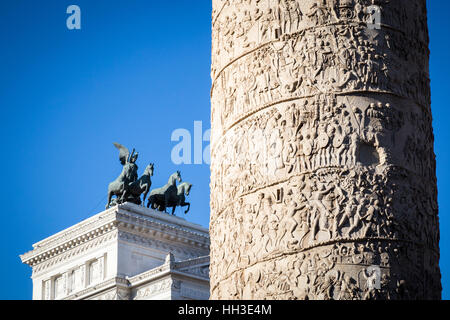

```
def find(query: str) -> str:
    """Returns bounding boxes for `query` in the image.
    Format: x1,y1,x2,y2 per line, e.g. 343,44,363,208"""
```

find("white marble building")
20,203,210,300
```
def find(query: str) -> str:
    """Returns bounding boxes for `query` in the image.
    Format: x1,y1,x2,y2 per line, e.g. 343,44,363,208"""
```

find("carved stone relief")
210,0,440,300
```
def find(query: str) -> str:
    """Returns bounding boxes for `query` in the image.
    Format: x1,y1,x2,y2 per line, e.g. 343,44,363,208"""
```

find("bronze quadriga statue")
106,143,192,216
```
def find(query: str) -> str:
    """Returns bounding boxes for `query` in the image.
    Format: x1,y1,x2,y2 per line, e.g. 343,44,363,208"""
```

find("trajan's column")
210,0,441,299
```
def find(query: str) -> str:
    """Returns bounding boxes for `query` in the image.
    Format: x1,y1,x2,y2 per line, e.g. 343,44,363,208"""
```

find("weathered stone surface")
210,0,441,300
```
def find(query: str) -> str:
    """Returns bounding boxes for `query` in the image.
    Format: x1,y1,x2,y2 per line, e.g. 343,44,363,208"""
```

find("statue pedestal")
20,203,210,300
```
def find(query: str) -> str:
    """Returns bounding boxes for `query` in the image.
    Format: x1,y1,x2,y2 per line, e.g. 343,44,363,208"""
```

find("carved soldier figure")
289,0,303,32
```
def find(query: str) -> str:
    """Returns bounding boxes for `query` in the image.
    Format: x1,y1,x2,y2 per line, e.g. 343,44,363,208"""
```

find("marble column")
210,0,441,300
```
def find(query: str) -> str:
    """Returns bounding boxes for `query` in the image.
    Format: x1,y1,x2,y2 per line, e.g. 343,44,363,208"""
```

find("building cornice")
174,256,210,270
20,203,209,268
31,230,118,275
116,204,210,249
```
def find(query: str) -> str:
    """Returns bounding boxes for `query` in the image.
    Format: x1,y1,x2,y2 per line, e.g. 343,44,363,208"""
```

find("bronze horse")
106,161,137,209
122,163,154,206
147,171,182,214
171,182,192,215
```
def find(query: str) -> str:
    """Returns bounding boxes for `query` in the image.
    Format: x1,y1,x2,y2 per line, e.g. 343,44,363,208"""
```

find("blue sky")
0,1,448,300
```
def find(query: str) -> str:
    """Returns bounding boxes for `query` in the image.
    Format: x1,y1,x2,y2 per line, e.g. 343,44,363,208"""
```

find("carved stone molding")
21,203,209,272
